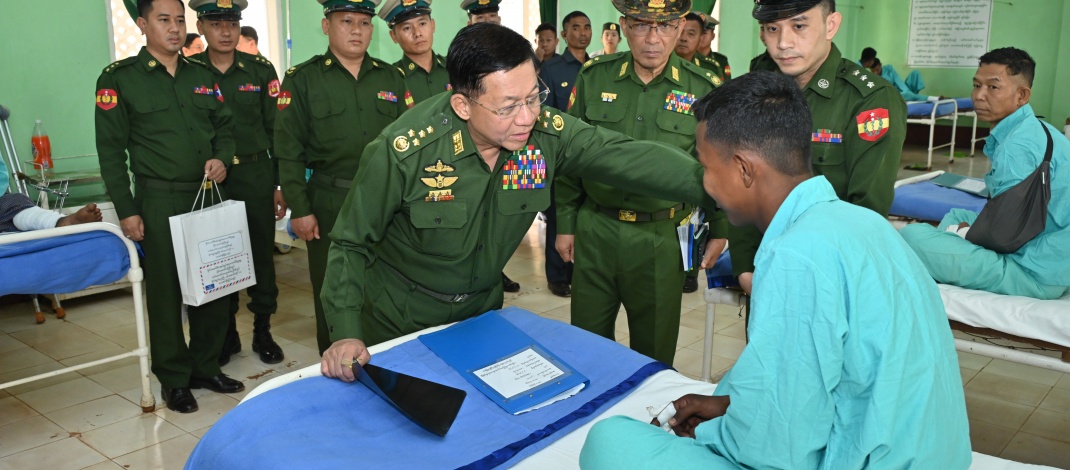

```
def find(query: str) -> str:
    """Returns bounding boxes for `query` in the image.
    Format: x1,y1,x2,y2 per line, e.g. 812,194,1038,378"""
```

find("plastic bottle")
31,119,53,172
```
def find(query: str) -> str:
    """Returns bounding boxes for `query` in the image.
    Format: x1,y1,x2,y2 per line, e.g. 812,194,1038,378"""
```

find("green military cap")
698,12,719,29
602,22,619,32
611,0,692,23
189,0,246,20
320,0,381,16
379,0,432,27
752,0,823,22
460,0,500,15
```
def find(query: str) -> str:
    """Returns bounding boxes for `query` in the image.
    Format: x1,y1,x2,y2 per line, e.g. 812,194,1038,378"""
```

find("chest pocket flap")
410,200,468,229
131,95,167,114
497,189,550,215
311,98,345,118
812,141,846,167
585,102,626,125
656,109,696,136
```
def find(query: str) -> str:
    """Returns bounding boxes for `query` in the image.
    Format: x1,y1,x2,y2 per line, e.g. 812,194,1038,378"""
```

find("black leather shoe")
502,273,520,293
548,282,571,297
252,313,285,364
683,276,699,293
162,387,198,413
190,374,245,394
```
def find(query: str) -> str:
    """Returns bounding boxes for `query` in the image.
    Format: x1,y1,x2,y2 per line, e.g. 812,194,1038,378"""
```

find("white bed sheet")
941,283,1070,348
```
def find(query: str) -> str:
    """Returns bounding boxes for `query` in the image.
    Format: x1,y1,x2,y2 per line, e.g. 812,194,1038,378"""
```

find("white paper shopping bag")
168,179,257,306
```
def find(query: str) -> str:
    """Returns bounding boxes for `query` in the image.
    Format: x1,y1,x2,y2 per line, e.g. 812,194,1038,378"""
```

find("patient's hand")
699,238,728,270
321,338,372,383
739,272,753,295
660,394,730,438
555,234,575,262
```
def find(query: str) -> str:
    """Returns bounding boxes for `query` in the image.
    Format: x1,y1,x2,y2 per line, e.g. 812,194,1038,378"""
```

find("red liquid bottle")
31,119,53,172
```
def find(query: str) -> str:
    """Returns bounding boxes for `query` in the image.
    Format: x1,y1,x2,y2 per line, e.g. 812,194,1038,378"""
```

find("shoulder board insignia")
452,131,464,155
712,75,722,86
583,60,592,67
619,62,628,77
552,115,564,131
671,66,679,82
393,135,410,152
286,67,297,75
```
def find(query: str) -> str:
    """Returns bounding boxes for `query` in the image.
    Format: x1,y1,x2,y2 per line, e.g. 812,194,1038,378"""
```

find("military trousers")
307,178,352,353
543,183,573,284
899,209,1068,300
570,203,687,365
223,159,278,317
135,180,228,388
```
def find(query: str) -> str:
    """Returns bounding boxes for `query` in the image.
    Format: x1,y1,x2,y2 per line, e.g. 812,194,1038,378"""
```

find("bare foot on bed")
55,203,103,227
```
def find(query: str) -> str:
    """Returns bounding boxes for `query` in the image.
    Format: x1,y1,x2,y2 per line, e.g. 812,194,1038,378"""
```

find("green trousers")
570,204,687,365
307,180,350,353
135,182,228,388
899,209,1067,300
223,160,278,316
580,416,734,469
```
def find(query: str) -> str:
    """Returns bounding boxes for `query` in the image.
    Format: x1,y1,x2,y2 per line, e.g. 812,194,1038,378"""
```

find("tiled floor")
2,146,1068,469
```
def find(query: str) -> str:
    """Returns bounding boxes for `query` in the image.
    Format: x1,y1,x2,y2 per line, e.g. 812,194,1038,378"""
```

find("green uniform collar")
138,47,183,73
321,48,376,75
398,52,445,74
616,53,686,87
805,43,842,99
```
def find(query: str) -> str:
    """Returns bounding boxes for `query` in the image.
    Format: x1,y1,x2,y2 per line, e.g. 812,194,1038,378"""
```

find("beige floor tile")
506,291,571,314
999,431,1070,468
675,325,706,350
0,361,79,395
0,395,38,426
79,413,185,459
981,359,1064,386
155,393,240,433
81,460,126,469
960,367,978,386
965,371,1053,407
67,308,137,334
0,437,108,469
718,320,747,340
0,302,44,334
0,415,68,458
0,345,57,375
87,362,159,395
190,426,212,439
672,347,734,379
1055,373,1070,390
11,321,122,362
118,385,164,412
0,333,26,354
16,377,114,414
964,390,1035,430
56,344,137,375
45,395,145,433
687,334,747,361
1039,387,1070,415
538,304,571,323
1018,408,1070,444
270,316,318,346
956,351,992,371
967,419,1016,456
112,434,200,470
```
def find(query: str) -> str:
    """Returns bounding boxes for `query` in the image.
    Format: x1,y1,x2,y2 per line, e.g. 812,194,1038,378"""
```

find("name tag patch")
502,145,546,190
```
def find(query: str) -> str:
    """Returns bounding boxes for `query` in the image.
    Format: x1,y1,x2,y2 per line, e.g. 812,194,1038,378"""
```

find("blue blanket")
186,308,669,470
890,181,988,222
907,100,957,118
0,231,129,295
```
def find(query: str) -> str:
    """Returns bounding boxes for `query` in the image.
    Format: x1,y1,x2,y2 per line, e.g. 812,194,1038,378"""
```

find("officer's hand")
556,234,575,262
291,214,319,241
739,272,753,295
665,394,730,438
205,159,227,183
120,215,145,241
321,339,372,383
699,238,728,270
273,190,288,221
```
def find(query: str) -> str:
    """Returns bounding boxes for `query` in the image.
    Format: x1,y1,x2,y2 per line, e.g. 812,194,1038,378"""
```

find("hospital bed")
190,308,1053,469
0,222,156,411
954,98,988,156
890,172,1070,373
907,98,959,170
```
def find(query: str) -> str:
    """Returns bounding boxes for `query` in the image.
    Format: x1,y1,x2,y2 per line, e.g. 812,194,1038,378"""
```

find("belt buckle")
619,210,637,222
202,181,213,190
452,293,469,303
669,207,676,218
232,156,240,165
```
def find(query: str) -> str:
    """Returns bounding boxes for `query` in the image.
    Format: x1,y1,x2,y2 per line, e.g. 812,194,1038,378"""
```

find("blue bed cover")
890,181,988,222
0,230,130,295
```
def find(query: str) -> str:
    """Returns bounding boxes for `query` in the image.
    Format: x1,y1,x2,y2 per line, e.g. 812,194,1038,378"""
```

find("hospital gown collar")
762,176,841,243
985,102,1035,152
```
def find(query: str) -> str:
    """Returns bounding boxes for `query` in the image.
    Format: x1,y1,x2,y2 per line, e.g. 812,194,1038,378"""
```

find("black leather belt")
309,171,352,189
136,176,212,192
231,151,267,165
380,261,487,303
594,203,684,222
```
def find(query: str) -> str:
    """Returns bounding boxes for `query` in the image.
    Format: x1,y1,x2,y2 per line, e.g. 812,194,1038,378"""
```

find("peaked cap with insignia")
460,0,500,15
188,0,247,20
611,0,692,22
320,0,382,16
379,0,432,27
752,0,823,22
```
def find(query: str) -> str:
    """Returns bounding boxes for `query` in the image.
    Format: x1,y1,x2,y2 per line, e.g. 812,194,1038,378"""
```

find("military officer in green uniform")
555,0,721,365
276,0,409,354
697,12,731,80
461,0,501,25
189,0,286,366
318,23,718,381
724,0,906,293
675,12,725,83
95,0,244,414
380,0,451,106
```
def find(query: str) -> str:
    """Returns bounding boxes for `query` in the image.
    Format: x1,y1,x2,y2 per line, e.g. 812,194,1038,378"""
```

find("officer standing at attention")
724,0,906,294
674,12,724,83
96,0,243,414
537,10,591,298
189,0,286,366
380,0,451,106
317,23,719,380
591,23,621,58
697,12,731,80
556,0,721,365
276,0,409,354
462,0,501,25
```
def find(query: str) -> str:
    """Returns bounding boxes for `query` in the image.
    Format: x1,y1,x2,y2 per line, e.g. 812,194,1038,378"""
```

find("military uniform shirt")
321,92,716,340
709,50,731,79
557,52,719,234
395,52,450,105
95,47,236,219
539,51,588,112
275,49,409,218
189,50,278,159
687,54,727,83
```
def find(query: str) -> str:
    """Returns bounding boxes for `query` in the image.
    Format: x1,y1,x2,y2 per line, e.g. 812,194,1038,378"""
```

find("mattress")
941,283,1070,349
0,229,130,295
890,181,988,221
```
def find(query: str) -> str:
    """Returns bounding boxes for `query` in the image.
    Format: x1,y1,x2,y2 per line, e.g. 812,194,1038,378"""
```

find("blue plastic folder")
419,311,589,415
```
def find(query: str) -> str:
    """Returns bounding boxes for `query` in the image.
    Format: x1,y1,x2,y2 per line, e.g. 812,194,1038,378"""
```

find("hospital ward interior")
2,0,1070,468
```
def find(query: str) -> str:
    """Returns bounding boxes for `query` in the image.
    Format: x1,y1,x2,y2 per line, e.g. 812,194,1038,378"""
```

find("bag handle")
1039,118,1054,164
189,175,225,212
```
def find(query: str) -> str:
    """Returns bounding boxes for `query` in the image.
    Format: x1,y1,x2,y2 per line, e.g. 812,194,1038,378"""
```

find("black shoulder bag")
965,118,1053,254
